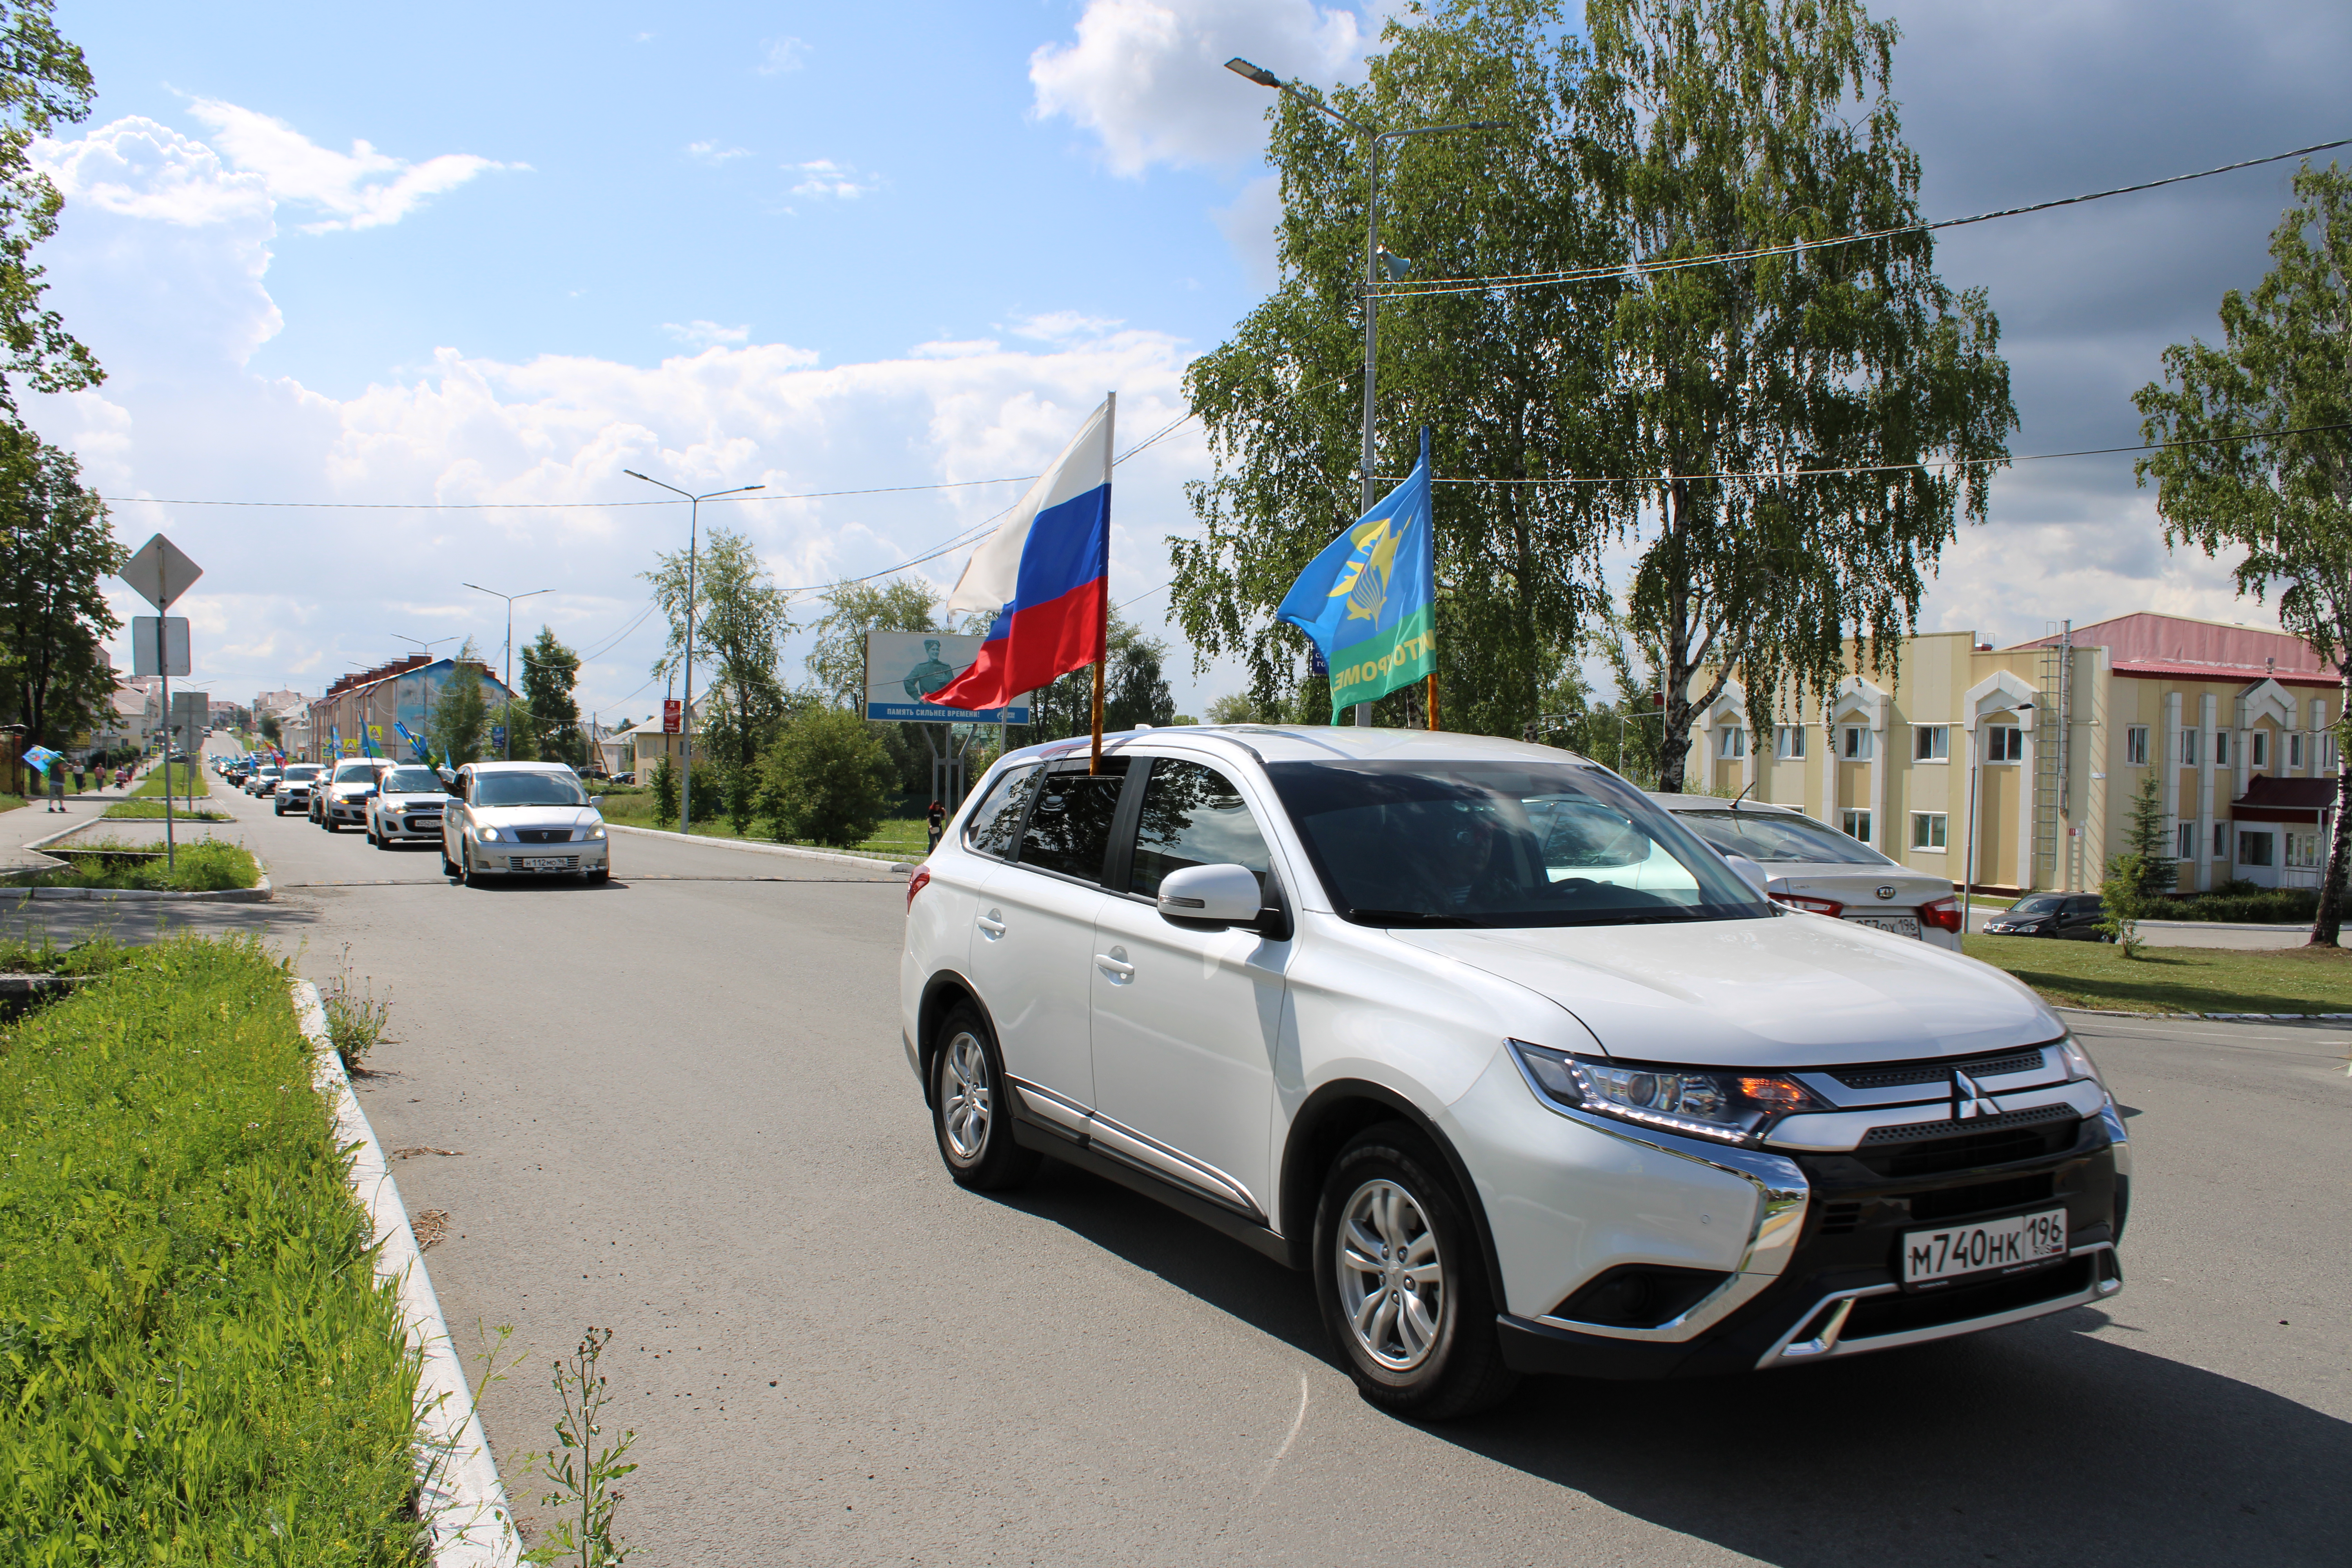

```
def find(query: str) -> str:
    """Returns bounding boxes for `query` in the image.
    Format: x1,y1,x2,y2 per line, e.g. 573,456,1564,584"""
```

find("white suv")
900,728,2128,1417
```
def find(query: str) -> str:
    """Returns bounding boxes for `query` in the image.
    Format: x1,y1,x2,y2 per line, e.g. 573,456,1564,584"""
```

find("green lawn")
102,798,232,821
595,786,926,859
127,765,212,801
0,936,424,1563
1965,933,2352,1016
25,837,261,891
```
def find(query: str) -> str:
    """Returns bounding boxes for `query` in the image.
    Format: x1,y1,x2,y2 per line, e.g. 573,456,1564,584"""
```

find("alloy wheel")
938,1029,992,1162
1334,1178,1445,1372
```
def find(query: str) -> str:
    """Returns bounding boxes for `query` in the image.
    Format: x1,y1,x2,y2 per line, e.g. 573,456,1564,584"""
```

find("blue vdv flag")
1276,427,1436,721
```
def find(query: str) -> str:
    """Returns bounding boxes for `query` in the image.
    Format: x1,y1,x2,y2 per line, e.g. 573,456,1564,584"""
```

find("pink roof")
2007,612,2330,677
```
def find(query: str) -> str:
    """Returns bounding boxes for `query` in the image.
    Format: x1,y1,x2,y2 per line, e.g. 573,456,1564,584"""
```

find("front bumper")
1494,1109,2126,1379
376,811,443,842
327,796,372,822
481,842,608,873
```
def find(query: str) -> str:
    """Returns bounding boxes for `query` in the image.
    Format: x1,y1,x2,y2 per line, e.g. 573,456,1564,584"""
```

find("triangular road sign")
121,533,203,611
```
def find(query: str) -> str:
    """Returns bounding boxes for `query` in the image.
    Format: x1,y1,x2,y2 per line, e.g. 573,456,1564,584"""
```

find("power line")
1373,134,2352,300
92,474,1046,511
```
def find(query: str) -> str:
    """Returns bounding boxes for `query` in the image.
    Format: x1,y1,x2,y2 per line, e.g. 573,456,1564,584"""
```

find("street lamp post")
623,472,765,833
1226,57,1496,726
461,583,554,759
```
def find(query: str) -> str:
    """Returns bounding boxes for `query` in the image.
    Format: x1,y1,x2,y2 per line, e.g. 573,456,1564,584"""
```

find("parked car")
900,728,2127,1417
440,762,610,884
1985,892,2111,940
367,764,451,849
248,766,283,797
272,763,324,815
1653,794,1964,953
317,757,392,831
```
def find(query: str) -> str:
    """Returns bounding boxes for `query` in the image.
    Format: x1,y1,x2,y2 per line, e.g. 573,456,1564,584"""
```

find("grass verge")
26,837,261,891
127,766,212,801
0,936,425,1563
103,799,233,822
0,930,128,976
594,786,924,859
1965,933,2352,1015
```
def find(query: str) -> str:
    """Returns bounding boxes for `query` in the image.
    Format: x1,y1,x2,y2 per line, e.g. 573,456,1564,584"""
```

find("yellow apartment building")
1684,612,2341,897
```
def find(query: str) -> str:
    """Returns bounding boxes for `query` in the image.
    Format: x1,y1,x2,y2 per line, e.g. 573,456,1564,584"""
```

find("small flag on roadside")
1278,427,1436,722
22,745,59,774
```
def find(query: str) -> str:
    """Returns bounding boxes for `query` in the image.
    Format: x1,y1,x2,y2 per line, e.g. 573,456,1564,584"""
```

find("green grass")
126,766,212,801
1965,933,2352,1015
593,786,924,859
27,838,261,891
0,793,23,813
0,936,426,1564
0,931,128,977
102,799,232,822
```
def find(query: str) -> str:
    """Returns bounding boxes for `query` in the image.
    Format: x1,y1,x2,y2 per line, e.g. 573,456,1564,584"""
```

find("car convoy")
899,726,2129,1419
214,750,612,884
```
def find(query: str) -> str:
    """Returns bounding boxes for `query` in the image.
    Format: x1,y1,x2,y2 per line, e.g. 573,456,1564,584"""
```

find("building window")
1842,808,1873,843
1841,726,1873,760
2215,730,2232,767
2239,831,2275,867
2176,822,2196,860
1985,725,2024,762
2213,820,2229,858
2288,831,2322,869
1774,725,1808,759
2327,732,2341,771
2291,733,2305,769
1910,811,1947,850
2181,729,2199,767
1718,726,1746,760
2125,726,2149,766
1913,725,1949,761
2252,730,2268,769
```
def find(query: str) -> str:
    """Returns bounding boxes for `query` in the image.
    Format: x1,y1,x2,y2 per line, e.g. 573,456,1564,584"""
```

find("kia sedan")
367,764,451,848
1656,795,1964,952
440,762,609,884
901,729,2126,1419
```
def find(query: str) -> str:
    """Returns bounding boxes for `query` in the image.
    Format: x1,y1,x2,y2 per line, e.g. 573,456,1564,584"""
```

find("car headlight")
587,824,606,839
476,825,501,842
1508,1039,1826,1146
2056,1034,2103,1087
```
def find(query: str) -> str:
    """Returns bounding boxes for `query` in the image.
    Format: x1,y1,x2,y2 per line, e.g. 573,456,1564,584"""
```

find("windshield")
2006,894,2065,915
1673,807,1892,866
332,762,382,782
473,771,588,808
383,767,441,793
282,765,321,780
1264,760,1773,928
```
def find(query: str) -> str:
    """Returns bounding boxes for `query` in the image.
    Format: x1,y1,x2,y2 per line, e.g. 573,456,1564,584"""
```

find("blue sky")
24,0,2352,722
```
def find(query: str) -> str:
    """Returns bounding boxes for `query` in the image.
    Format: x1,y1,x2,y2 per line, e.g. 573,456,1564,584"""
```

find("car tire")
324,817,339,833
273,801,285,815
585,867,609,884
1313,1123,1518,1421
441,844,459,878
929,1005,1040,1192
461,847,483,888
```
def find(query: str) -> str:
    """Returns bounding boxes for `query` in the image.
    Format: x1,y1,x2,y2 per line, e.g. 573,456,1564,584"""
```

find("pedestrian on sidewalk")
926,800,946,852
45,759,64,812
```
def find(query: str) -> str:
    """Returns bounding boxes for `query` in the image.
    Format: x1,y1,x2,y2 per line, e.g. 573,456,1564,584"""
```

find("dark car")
1985,891,2110,939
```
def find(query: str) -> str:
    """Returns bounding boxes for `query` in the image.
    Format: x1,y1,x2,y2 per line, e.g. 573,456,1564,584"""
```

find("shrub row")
0,937,425,1564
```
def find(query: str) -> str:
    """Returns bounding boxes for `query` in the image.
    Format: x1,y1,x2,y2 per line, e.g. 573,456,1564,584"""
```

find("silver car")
367,763,451,849
441,761,610,885
1652,793,1964,951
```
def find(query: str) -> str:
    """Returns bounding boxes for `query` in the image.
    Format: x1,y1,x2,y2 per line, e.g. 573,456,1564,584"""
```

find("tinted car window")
1129,759,1272,900
964,764,1040,860
282,765,321,780
2007,894,2064,915
1017,759,1130,884
383,767,440,793
332,760,384,782
473,771,588,807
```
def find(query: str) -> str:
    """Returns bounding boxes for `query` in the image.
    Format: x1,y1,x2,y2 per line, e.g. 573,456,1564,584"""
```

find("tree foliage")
760,706,893,847
1580,0,2014,789
2136,161,2352,944
1173,0,1624,739
0,2,100,411
426,638,490,768
520,624,583,764
2120,768,2175,896
642,527,792,770
0,421,120,745
806,577,945,709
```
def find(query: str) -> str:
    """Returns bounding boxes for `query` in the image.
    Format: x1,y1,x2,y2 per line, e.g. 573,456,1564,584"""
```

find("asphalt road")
27,750,2352,1566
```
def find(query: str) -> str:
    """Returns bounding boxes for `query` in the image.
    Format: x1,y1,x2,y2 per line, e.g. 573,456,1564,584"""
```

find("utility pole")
461,583,553,758
624,472,764,831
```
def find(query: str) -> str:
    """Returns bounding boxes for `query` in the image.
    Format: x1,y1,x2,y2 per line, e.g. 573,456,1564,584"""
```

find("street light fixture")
1225,56,1498,725
461,583,555,759
622,471,766,833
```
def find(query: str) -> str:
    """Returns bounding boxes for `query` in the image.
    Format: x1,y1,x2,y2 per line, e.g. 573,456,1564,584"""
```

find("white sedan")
440,761,610,885
1653,794,1964,952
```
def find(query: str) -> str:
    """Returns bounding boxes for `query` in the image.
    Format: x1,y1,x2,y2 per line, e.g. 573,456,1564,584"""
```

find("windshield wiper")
1345,908,1479,927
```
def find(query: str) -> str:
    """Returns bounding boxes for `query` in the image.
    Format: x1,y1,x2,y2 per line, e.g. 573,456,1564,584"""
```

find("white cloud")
1212,172,1281,286
1030,0,1374,176
757,35,807,74
662,320,751,350
685,140,749,165
183,98,512,233
786,158,878,200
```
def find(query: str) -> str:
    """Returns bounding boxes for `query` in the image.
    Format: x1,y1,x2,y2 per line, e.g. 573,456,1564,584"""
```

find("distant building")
306,656,517,764
1684,612,2341,896
615,700,709,780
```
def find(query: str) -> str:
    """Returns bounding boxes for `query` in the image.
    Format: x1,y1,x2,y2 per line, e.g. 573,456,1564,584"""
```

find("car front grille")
514,828,571,844
1853,1107,2083,1178
1831,1047,2050,1091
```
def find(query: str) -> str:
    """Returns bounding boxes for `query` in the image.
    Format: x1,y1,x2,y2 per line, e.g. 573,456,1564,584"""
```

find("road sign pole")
158,615,173,869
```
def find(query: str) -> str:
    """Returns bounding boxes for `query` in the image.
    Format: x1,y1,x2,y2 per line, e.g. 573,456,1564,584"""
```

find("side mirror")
588,796,605,808
361,787,378,799
1157,862,1263,927
1721,853,1770,895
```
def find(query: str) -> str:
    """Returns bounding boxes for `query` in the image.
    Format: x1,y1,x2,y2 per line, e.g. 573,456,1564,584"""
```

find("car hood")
1391,914,2057,1069
471,804,602,830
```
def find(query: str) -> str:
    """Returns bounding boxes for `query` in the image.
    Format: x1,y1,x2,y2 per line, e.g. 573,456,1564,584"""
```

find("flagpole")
1423,425,1439,732
1090,392,1115,776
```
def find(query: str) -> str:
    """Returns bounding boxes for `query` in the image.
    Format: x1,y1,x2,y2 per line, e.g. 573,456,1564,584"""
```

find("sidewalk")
0,767,247,871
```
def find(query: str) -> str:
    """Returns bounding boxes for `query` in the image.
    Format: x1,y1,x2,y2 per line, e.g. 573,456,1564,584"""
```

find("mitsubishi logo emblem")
1952,1070,2003,1121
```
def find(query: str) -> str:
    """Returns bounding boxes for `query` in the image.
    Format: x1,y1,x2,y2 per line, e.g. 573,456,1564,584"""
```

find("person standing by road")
45,757,64,812
926,800,946,851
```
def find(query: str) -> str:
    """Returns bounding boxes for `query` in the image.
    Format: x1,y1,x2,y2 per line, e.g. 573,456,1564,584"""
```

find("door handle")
1095,946,1134,981
977,909,1007,938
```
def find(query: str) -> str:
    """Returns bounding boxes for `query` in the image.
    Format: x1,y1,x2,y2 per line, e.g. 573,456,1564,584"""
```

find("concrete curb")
606,821,915,874
2056,1005,2352,1022
0,813,274,901
296,980,524,1568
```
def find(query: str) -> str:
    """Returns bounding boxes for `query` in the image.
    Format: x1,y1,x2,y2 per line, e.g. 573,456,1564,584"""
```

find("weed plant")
0,930,129,977
0,935,426,1564
321,943,395,1073
29,837,260,891
525,1326,637,1567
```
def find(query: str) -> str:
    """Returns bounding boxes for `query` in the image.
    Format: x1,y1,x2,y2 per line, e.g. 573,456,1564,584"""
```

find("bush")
0,936,423,1562
651,754,677,825
2164,887,2321,925
761,708,893,847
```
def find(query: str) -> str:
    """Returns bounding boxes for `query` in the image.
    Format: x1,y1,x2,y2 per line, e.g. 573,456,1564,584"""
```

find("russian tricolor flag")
927,395,1114,713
